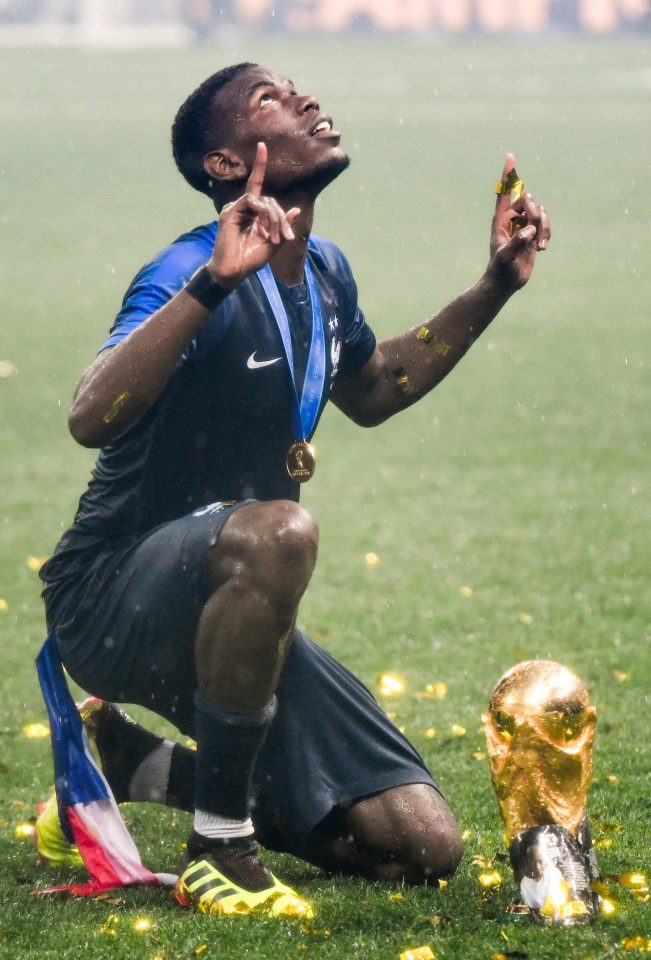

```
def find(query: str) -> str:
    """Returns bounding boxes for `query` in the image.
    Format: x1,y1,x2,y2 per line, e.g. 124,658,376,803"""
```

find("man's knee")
345,783,463,884
403,813,463,882
207,500,319,603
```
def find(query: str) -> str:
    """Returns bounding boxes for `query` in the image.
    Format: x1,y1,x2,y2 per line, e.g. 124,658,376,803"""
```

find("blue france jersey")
58,223,375,544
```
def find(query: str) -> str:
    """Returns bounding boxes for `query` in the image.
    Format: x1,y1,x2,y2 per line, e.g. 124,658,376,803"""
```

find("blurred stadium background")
0,0,649,44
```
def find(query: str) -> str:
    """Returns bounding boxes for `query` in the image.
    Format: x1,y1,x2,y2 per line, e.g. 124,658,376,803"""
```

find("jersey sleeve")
311,236,376,375
338,299,376,376
99,227,215,353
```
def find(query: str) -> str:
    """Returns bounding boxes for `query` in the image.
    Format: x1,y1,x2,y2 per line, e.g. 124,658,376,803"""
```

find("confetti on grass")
400,947,435,960
15,821,36,839
378,674,406,697
621,936,651,951
478,871,503,890
415,682,447,700
23,723,49,739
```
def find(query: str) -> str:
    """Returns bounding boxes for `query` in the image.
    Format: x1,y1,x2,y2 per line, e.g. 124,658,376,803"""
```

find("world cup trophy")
482,661,599,923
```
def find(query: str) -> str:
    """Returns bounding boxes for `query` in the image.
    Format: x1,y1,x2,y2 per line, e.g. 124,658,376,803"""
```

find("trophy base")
509,824,598,925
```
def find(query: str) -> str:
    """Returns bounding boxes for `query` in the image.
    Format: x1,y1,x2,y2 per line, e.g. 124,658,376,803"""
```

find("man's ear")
203,148,248,184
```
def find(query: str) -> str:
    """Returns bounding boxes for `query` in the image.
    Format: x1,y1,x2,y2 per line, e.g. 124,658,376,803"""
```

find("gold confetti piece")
15,821,36,839
613,670,630,683
428,916,443,926
472,750,486,761
102,390,130,425
184,738,197,750
423,727,437,739
23,723,49,739
450,724,466,737
378,673,406,697
517,612,533,625
461,829,472,842
459,585,473,597
593,819,623,833
415,327,451,357
496,168,526,204
592,880,615,899
195,947,208,956
619,872,647,889
400,947,435,960
606,774,619,783
0,599,8,611
621,935,651,951
26,556,48,572
417,682,447,700
394,366,418,397
389,892,405,901
599,898,617,916
595,837,613,849
365,552,380,567
438,879,448,890
491,954,507,960
133,917,152,933
478,871,502,889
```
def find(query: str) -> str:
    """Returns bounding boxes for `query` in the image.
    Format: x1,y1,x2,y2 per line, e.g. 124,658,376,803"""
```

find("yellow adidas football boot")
175,840,313,919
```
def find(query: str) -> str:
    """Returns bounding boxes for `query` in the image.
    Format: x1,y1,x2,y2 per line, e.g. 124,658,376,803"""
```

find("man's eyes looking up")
258,90,297,108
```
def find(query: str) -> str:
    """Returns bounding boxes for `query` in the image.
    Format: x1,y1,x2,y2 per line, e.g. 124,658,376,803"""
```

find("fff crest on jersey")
286,441,316,483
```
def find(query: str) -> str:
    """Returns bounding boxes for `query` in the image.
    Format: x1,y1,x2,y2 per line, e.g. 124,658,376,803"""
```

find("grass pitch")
1,35,650,960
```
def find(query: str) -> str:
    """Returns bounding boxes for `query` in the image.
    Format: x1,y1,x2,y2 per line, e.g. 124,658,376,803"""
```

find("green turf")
1,35,650,960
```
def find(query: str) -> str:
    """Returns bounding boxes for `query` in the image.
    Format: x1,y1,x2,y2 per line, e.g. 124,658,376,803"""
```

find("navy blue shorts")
46,502,438,849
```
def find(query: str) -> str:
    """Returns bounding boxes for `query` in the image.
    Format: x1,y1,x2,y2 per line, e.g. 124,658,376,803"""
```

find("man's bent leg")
180,500,318,915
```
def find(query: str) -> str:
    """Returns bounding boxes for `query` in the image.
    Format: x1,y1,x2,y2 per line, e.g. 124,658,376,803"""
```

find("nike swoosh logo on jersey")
247,352,283,369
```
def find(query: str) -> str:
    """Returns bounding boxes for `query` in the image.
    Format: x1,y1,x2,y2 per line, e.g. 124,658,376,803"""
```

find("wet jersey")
41,222,375,585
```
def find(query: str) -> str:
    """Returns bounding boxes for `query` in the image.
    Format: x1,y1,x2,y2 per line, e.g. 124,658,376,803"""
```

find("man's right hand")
207,142,301,291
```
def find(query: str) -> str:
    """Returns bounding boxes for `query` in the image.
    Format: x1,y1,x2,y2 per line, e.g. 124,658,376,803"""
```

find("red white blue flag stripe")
36,631,176,895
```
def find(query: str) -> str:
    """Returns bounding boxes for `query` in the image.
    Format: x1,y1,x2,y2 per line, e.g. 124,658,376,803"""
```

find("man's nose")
298,94,319,113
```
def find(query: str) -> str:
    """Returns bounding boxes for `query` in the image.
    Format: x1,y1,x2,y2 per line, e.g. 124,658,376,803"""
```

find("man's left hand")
487,153,551,293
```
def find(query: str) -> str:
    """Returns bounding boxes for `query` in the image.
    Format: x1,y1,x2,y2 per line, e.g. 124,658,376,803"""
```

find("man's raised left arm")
330,154,551,427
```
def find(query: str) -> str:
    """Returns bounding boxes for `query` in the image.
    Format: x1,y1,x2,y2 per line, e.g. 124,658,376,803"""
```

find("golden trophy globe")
482,661,599,923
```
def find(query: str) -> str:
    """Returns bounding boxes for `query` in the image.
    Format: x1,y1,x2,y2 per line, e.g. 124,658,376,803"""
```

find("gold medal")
286,440,316,483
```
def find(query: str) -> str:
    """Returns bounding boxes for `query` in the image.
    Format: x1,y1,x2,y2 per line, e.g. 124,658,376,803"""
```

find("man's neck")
269,196,314,286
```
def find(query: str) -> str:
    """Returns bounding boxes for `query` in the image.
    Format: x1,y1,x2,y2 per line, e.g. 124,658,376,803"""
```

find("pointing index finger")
247,141,267,198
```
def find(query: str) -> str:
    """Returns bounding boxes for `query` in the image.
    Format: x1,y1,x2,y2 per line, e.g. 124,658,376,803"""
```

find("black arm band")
184,265,229,311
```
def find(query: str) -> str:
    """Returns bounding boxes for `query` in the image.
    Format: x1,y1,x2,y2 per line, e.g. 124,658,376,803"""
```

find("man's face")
210,66,350,195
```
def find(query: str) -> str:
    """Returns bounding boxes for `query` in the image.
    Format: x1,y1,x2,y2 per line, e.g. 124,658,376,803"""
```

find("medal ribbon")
257,259,326,442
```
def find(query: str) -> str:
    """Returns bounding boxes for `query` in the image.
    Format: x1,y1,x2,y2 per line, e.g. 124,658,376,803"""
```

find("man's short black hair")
171,62,257,199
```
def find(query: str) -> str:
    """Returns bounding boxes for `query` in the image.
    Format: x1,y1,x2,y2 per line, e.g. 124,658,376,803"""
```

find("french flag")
35,631,176,896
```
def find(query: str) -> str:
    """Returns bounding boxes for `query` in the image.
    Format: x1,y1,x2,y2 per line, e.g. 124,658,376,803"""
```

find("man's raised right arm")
69,142,299,448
